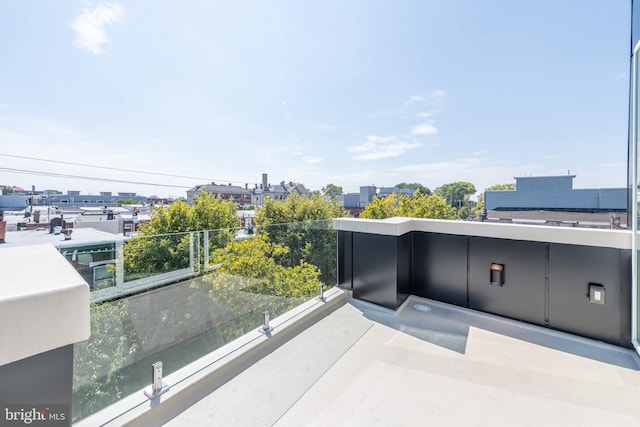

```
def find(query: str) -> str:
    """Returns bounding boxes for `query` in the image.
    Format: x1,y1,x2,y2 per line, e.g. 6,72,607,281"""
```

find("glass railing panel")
255,219,337,289
72,221,337,422
123,231,196,282
59,244,117,291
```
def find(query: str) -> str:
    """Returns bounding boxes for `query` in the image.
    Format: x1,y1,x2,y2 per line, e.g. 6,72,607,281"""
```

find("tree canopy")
256,193,347,225
125,192,238,276
208,235,322,298
139,191,237,235
116,198,136,206
321,183,343,199
360,192,455,220
395,182,431,195
487,183,515,191
434,182,476,208
255,193,347,286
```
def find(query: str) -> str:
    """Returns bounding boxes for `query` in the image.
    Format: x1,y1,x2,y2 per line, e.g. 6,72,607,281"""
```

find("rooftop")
105,294,640,426
0,215,639,426
0,227,125,249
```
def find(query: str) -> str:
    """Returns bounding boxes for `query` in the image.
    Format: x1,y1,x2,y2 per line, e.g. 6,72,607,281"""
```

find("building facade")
485,175,626,212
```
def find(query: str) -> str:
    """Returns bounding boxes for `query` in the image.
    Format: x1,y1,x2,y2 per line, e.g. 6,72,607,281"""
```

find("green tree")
321,183,343,199
196,236,322,342
435,182,477,208
395,182,431,195
474,183,516,217
1,185,14,195
487,183,515,191
361,192,455,219
116,198,136,206
398,192,456,219
359,194,401,219
125,191,238,276
256,193,347,286
208,235,322,298
256,193,347,225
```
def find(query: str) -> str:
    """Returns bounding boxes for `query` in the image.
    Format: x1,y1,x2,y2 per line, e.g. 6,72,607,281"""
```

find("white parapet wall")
333,217,632,250
0,244,90,366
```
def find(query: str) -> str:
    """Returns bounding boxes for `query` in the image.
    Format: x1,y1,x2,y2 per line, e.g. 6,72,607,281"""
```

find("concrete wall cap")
0,244,90,366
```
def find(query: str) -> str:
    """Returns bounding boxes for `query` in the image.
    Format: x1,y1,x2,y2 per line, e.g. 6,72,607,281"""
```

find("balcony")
1,218,639,426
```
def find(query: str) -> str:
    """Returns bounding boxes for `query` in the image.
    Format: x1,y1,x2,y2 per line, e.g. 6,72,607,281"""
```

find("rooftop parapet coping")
0,244,90,366
333,217,632,250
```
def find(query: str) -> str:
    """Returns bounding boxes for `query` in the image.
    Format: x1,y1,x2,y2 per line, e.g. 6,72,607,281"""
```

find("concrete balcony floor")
166,295,640,427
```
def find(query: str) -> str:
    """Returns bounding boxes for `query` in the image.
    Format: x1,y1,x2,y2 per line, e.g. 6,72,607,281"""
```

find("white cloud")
349,135,422,160
410,123,438,136
416,112,432,118
407,95,426,104
406,89,447,106
303,156,323,164
614,71,627,81
71,3,125,55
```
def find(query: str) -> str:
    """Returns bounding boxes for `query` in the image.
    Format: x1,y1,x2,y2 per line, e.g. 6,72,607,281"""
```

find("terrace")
1,215,640,426
2,3,640,427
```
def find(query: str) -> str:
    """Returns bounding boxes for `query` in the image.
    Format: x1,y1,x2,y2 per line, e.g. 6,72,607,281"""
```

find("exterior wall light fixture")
490,263,505,286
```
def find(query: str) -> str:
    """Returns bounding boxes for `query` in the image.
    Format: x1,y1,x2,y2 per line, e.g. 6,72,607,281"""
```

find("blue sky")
0,1,632,198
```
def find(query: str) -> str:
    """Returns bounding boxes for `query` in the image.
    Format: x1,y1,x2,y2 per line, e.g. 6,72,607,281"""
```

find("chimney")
0,210,5,244
262,174,268,192
245,183,248,189
32,185,36,193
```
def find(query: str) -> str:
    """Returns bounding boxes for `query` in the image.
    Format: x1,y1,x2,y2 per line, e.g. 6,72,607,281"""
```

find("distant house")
187,183,253,206
485,175,626,212
252,174,308,206
31,190,147,208
188,174,307,207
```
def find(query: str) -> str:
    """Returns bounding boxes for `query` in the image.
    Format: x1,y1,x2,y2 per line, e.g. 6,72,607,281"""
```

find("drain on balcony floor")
413,303,432,312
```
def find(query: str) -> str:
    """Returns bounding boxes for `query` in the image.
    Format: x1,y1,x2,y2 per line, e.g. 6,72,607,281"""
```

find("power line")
0,152,346,192
0,167,192,189
0,153,253,185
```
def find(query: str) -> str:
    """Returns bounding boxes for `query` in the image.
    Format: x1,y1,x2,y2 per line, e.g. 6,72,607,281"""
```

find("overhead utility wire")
0,167,192,189
0,153,335,192
0,153,252,185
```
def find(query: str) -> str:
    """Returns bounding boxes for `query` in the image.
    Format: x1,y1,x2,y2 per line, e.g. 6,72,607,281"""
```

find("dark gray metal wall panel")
397,233,412,298
619,249,632,346
469,237,546,324
337,231,353,289
412,232,468,306
0,344,73,405
548,244,629,346
352,233,398,309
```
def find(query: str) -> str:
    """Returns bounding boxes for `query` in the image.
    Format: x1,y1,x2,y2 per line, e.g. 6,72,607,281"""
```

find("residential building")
485,175,626,212
188,174,307,207
187,182,253,205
